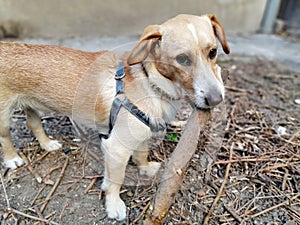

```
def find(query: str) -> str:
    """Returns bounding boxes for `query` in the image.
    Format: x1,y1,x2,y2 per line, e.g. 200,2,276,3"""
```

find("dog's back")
0,42,107,114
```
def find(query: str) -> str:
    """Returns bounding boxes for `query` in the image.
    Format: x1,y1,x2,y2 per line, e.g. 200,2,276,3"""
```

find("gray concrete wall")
0,0,266,38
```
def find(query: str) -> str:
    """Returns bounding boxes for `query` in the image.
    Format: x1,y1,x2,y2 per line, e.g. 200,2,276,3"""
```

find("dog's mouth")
194,93,224,109
195,105,213,110
193,98,222,110
185,95,209,110
185,91,223,110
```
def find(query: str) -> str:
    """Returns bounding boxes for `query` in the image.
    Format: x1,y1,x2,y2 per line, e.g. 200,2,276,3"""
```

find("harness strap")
109,97,150,133
101,61,165,139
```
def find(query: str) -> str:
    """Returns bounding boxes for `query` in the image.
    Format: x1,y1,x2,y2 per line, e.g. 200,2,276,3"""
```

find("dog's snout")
205,92,223,107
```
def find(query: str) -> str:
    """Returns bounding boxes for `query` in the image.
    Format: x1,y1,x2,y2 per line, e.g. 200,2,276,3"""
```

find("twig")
286,206,300,222
32,152,50,164
84,177,97,193
19,152,42,183
133,200,151,224
34,206,46,225
30,185,47,206
282,168,289,191
44,211,57,219
72,175,102,179
59,201,70,222
0,172,10,208
86,148,101,162
69,118,88,138
277,134,300,146
40,157,69,213
224,204,242,223
32,180,80,209
8,208,59,225
248,192,300,220
214,157,300,165
259,163,289,173
203,143,233,225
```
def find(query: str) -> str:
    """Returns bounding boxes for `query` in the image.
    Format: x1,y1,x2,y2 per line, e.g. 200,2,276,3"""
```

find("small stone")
44,179,55,185
275,126,287,135
63,147,71,154
72,138,81,142
294,99,300,105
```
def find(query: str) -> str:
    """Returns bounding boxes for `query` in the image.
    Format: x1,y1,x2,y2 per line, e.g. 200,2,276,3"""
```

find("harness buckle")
115,62,125,95
115,62,125,80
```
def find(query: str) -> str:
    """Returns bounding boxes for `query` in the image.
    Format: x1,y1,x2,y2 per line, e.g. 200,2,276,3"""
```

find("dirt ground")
0,48,299,224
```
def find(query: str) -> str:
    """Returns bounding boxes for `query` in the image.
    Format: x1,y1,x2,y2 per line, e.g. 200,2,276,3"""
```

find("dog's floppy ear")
207,14,230,54
127,25,162,65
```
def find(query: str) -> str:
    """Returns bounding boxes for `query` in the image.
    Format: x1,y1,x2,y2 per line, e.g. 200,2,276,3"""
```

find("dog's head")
127,14,230,109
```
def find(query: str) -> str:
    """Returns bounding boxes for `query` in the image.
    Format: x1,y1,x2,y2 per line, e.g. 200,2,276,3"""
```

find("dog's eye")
209,48,217,59
176,54,192,66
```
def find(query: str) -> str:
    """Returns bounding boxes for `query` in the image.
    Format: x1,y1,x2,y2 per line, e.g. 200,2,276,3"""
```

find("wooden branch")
143,109,211,225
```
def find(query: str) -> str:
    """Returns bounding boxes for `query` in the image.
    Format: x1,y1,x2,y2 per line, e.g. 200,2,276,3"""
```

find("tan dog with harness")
0,14,229,220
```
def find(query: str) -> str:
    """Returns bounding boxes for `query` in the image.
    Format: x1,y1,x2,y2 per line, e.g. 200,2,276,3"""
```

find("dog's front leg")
101,134,132,221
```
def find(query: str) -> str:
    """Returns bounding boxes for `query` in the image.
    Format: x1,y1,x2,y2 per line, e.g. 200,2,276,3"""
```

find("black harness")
100,62,164,139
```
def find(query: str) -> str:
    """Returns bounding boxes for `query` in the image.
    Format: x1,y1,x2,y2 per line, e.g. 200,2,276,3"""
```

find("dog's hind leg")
0,108,24,169
132,142,161,177
25,108,62,151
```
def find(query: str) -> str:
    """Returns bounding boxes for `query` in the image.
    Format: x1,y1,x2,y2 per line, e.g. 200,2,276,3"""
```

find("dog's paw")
139,161,161,177
106,196,126,221
42,140,62,151
4,156,25,170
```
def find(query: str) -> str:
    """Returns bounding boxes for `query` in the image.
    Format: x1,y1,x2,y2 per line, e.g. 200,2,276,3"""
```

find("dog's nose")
205,93,223,107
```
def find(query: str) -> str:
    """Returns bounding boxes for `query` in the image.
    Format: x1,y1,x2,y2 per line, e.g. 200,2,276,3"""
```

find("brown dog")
0,14,229,220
